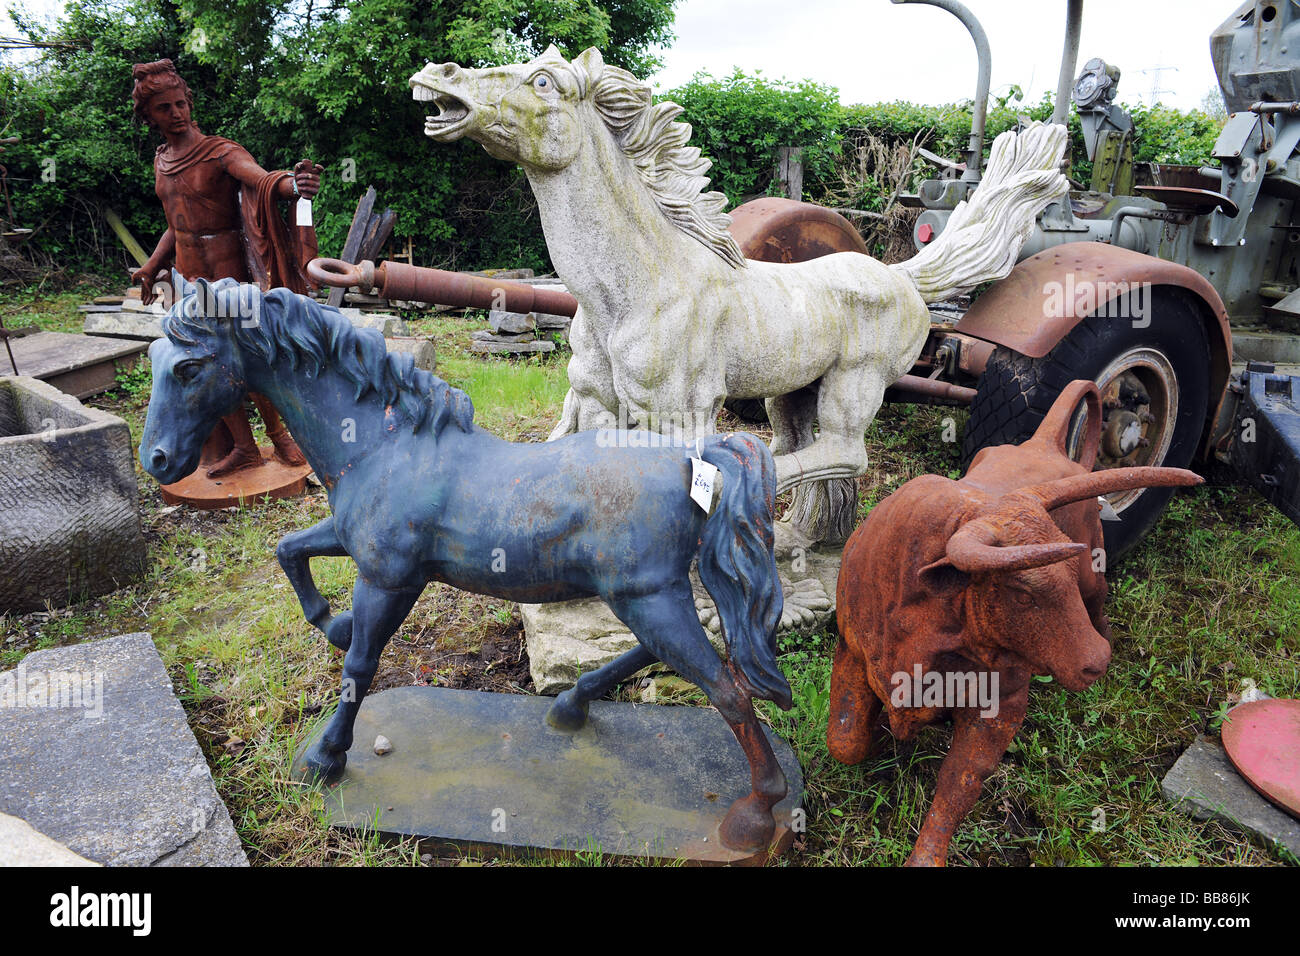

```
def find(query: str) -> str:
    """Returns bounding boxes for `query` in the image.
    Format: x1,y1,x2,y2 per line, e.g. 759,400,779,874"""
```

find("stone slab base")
1161,734,1300,858
296,686,803,864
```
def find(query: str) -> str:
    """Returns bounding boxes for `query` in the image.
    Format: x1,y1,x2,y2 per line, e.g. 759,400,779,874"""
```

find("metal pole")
893,0,991,184
1052,0,1085,127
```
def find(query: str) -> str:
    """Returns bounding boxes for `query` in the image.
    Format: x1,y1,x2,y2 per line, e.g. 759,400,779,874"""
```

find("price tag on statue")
690,446,719,513
296,198,313,227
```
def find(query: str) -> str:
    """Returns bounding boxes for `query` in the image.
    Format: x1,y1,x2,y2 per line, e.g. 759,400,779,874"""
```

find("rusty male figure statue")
131,58,321,477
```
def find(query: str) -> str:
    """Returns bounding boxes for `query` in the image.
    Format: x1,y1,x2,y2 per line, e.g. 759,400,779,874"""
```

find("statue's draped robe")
154,132,316,473
155,133,317,293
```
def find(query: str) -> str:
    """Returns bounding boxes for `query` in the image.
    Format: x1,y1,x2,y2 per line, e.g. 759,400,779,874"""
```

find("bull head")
922,465,1202,691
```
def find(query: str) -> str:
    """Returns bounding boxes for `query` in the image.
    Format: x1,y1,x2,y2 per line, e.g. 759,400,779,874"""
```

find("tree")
1,0,678,274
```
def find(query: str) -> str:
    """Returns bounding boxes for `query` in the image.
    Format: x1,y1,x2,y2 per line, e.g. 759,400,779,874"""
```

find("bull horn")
1029,380,1101,469
1023,466,1203,513
945,518,1087,573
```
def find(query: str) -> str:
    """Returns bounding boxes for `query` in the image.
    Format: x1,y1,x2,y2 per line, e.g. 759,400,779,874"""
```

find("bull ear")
946,517,1087,573
917,555,970,594
1023,466,1203,512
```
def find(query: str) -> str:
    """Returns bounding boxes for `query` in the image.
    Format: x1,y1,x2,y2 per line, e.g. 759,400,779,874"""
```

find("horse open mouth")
412,84,473,139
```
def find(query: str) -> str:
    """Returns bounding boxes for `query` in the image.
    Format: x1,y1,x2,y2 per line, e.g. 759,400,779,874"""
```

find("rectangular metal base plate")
296,686,804,865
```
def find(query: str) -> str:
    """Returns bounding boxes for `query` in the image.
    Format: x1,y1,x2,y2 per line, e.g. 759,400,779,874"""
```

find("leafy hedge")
2,2,1225,279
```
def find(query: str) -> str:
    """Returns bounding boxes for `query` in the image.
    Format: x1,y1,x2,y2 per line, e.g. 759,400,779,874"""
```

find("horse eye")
175,359,204,383
533,74,551,92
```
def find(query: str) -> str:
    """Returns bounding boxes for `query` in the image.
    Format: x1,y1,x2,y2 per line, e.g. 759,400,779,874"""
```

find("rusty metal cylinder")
307,257,579,318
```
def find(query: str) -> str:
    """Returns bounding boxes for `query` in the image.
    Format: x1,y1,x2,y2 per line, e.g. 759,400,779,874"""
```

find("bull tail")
891,122,1068,304
698,432,791,710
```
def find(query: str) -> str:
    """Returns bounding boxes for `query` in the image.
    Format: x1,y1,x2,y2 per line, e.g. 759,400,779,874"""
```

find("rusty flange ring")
307,257,372,292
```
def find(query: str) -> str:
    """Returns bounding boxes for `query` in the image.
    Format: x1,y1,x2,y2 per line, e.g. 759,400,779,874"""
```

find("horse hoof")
545,693,589,732
718,794,777,853
326,613,353,652
296,742,347,783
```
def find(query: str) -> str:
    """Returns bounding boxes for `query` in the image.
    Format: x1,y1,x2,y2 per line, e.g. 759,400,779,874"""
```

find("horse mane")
162,279,476,437
574,58,746,270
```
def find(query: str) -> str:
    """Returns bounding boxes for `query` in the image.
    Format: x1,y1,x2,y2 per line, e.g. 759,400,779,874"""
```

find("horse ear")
541,43,563,59
574,47,604,82
192,277,217,319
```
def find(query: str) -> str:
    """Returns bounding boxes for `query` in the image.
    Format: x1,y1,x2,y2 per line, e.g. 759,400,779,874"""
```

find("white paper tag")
296,197,313,227
1098,495,1120,522
690,456,719,512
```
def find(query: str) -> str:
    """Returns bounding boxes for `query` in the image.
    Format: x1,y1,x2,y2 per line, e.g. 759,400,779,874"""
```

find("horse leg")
773,366,883,493
546,645,659,731
605,585,786,853
298,578,422,782
766,386,817,458
275,517,353,650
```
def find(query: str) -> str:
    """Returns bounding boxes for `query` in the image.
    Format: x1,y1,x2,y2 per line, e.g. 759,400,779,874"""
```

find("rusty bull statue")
829,381,1203,866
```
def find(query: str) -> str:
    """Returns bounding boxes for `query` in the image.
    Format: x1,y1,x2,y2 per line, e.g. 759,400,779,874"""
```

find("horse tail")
698,432,792,710
891,122,1068,304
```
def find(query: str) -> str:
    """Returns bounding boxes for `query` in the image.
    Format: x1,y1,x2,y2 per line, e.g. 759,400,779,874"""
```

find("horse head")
139,274,259,484
409,44,613,170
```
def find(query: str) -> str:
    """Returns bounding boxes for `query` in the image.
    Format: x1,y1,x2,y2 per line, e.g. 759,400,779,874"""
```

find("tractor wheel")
960,288,1210,560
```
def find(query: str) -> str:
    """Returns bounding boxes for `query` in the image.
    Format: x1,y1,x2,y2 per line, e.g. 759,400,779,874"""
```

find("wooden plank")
358,207,397,262
103,208,149,268
775,146,804,201
329,186,377,309
7,332,147,398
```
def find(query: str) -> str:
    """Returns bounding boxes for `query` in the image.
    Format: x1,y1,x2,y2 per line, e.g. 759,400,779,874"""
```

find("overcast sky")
649,0,1233,111
7,0,1235,111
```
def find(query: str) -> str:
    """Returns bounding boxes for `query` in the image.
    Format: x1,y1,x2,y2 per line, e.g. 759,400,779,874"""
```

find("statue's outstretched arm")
222,148,322,201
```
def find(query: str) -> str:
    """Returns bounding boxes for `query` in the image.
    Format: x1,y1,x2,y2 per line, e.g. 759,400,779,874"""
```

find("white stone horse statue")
411,46,1067,498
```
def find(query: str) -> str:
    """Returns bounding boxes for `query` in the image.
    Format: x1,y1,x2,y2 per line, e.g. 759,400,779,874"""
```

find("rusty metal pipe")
307,257,579,318
887,374,976,404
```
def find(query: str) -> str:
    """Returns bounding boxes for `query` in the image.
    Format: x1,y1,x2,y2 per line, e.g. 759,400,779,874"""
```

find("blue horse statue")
139,275,793,851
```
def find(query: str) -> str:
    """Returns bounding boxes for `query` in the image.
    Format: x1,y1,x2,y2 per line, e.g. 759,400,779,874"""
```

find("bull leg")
907,687,1026,867
605,584,786,853
546,645,659,731
297,578,422,782
827,637,885,764
275,517,351,648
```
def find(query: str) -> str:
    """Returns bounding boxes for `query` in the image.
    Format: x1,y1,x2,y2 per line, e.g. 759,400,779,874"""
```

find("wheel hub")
1094,350,1179,515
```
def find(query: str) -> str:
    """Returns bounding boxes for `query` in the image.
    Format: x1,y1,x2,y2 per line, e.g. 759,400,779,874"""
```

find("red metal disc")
1221,698,1300,820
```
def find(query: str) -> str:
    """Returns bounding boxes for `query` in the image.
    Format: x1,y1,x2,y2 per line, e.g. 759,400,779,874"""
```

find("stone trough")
0,376,145,611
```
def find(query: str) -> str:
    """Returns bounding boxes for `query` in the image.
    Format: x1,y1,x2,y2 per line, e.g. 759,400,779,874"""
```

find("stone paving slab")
298,685,803,864
0,634,248,866
1162,734,1300,858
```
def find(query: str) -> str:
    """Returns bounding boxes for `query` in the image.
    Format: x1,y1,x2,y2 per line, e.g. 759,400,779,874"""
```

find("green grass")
0,278,121,334
3,310,1297,866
